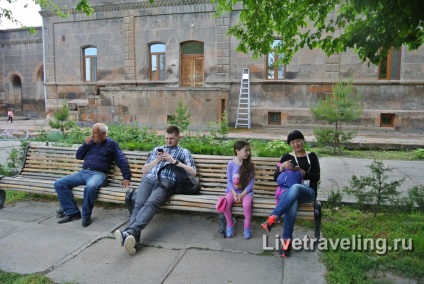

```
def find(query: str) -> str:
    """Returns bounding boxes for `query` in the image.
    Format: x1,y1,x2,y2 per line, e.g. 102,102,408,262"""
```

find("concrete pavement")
0,201,325,283
0,118,423,283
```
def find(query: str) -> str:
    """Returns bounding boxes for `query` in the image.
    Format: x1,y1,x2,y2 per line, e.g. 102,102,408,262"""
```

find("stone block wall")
1,0,423,130
0,28,44,117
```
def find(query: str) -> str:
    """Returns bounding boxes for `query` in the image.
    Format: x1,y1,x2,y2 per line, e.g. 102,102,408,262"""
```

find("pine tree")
168,99,190,132
310,79,363,154
48,100,75,139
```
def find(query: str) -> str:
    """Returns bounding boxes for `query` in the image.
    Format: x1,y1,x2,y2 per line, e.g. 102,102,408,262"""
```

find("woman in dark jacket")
261,130,320,257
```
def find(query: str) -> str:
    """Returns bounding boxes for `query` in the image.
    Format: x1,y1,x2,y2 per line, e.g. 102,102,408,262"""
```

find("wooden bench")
0,144,321,238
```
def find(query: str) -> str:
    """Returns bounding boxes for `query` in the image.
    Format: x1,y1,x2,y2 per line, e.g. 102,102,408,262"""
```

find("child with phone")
223,140,255,239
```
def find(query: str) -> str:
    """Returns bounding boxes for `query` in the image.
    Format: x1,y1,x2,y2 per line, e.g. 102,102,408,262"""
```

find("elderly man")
55,123,131,227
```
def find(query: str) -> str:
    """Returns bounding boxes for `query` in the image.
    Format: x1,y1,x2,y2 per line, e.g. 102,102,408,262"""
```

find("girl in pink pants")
224,140,255,239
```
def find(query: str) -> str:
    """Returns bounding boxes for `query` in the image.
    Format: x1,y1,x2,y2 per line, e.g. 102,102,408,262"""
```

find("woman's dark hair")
287,130,305,144
233,140,255,190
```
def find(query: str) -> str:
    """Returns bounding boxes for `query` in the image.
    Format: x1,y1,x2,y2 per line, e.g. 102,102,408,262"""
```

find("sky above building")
0,1,42,30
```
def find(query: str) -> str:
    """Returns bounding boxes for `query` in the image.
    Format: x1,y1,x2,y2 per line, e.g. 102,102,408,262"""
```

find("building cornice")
40,0,213,17
0,39,42,47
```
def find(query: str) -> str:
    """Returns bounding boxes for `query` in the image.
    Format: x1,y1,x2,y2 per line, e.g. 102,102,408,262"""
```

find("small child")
223,140,255,239
7,108,14,123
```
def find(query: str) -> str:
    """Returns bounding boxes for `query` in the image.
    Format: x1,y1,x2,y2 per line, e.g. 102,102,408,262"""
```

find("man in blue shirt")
55,123,131,227
113,125,196,256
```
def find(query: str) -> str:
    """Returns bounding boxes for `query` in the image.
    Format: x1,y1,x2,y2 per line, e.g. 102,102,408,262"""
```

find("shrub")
48,100,76,139
310,79,363,154
414,149,424,159
344,159,405,216
168,99,191,133
408,185,424,209
326,189,343,209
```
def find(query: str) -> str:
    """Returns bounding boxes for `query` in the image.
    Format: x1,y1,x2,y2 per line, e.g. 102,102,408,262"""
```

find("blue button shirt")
76,137,131,180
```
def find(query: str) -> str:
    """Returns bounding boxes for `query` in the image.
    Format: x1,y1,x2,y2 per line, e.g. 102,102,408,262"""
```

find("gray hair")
93,123,108,134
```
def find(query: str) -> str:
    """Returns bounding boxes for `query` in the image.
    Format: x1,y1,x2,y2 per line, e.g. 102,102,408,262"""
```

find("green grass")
0,270,55,284
5,191,60,204
321,207,424,283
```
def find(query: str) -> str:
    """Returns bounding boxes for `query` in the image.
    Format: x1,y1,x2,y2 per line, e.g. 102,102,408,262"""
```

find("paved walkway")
0,118,423,283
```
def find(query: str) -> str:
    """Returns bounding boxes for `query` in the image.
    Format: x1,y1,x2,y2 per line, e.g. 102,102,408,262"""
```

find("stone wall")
0,28,44,117
75,87,229,130
1,0,423,130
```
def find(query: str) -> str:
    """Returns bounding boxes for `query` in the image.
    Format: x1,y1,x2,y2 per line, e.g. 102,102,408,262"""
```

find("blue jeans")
125,176,174,239
271,183,315,239
54,169,108,218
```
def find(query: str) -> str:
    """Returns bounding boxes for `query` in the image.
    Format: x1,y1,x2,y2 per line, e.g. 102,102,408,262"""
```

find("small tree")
207,111,229,139
310,79,363,154
408,185,424,209
49,101,75,139
168,99,191,133
344,159,405,217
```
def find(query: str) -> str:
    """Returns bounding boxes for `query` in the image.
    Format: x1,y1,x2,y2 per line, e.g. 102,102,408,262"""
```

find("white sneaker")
124,235,136,256
113,230,124,247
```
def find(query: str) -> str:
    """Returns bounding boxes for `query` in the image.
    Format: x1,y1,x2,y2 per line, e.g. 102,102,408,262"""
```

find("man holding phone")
114,125,197,256
54,123,131,227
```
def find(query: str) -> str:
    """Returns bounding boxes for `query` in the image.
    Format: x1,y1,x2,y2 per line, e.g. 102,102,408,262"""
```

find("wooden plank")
0,145,316,220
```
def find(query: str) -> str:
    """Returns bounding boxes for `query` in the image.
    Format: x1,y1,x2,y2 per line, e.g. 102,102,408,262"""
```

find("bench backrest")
21,145,280,195
193,154,280,197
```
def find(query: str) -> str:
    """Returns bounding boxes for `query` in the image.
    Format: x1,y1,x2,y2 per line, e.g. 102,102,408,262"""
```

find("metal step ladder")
235,68,251,129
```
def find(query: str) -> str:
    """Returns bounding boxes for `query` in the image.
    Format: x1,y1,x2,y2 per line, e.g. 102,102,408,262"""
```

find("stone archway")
31,63,45,118
7,73,23,115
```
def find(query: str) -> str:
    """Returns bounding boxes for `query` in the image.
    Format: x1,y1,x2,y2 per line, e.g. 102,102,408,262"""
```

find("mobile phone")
289,161,297,167
158,148,164,154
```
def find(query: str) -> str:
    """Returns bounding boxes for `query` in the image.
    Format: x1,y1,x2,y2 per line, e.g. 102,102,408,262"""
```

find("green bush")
253,139,291,157
414,149,424,159
326,189,343,209
408,185,424,208
344,159,405,216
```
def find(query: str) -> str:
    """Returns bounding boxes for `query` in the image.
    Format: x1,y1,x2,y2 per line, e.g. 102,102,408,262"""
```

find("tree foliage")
213,0,424,65
168,99,191,133
0,0,93,33
48,100,75,138
310,79,363,154
344,160,405,217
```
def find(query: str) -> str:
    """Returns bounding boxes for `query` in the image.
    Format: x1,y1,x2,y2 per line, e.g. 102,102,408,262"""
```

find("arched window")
83,47,97,82
150,43,166,80
267,40,285,80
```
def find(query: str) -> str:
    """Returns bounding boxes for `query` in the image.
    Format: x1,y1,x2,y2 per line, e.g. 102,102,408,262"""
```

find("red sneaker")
260,215,277,232
280,239,292,258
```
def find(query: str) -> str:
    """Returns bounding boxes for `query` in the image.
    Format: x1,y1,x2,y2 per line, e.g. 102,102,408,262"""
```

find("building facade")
1,0,423,130
0,28,43,118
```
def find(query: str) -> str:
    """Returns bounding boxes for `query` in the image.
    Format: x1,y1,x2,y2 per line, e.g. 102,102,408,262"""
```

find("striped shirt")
145,145,196,181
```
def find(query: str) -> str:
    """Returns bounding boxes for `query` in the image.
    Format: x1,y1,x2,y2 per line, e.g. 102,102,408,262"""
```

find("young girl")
7,108,14,123
224,140,255,239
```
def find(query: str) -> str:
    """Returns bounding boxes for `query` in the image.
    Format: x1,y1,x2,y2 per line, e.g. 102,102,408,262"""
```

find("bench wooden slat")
0,144,320,229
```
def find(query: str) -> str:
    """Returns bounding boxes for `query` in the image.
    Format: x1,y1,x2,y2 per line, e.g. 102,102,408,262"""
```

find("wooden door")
181,55,204,87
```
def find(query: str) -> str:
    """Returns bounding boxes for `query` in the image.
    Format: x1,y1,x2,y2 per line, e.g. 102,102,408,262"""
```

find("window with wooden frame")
379,47,401,80
83,47,97,82
268,112,281,125
150,43,166,81
266,40,285,80
380,113,395,127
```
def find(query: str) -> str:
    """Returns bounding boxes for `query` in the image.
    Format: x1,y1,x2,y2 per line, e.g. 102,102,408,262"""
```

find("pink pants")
224,192,252,229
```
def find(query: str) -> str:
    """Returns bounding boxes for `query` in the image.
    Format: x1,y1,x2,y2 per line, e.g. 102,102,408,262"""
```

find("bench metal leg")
218,213,226,238
0,189,5,208
314,200,322,239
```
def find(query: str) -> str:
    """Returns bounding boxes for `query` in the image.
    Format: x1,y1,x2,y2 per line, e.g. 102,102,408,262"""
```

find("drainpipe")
41,10,47,118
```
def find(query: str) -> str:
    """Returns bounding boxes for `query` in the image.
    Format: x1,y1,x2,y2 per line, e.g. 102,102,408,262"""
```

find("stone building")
1,0,423,130
0,28,43,118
